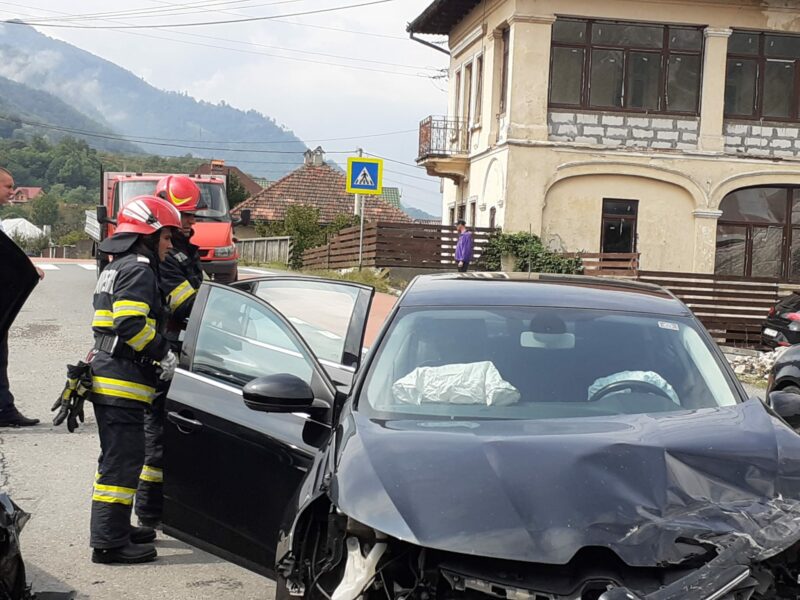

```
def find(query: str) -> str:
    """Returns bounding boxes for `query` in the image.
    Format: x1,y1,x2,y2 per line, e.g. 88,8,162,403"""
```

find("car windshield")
360,307,739,421
195,182,230,222
117,180,230,222
116,181,157,214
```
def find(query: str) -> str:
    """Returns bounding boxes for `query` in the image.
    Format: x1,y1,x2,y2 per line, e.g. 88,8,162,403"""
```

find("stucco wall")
542,174,696,272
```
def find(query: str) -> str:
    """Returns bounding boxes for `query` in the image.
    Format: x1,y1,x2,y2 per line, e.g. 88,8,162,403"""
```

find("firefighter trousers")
135,391,165,523
90,403,145,549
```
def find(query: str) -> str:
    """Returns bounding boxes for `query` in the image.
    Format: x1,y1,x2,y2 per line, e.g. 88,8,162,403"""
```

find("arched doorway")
715,186,800,279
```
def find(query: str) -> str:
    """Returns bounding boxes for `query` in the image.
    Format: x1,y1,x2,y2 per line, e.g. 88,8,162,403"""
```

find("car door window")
252,279,366,368
191,286,313,387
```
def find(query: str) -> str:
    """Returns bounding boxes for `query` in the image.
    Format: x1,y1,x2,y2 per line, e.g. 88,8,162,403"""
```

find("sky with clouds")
0,0,449,215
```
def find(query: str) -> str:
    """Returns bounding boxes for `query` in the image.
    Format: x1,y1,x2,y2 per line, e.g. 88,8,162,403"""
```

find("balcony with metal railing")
416,116,470,181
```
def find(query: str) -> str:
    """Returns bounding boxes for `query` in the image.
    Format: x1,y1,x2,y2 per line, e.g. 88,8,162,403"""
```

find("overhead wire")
141,0,409,39
0,1,440,77
3,0,399,30
0,2,442,204
16,0,302,23
0,113,356,154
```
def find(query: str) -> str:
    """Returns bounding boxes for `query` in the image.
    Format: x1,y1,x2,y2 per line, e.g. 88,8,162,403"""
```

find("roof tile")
233,163,412,223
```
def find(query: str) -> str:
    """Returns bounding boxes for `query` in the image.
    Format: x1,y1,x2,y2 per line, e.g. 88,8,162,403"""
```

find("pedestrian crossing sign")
346,157,383,195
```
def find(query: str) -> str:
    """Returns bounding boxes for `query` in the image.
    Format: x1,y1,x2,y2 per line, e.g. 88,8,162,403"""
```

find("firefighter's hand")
159,350,177,381
35,266,45,280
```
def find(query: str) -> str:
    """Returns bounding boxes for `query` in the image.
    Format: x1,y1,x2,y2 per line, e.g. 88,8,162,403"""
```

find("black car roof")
400,273,690,316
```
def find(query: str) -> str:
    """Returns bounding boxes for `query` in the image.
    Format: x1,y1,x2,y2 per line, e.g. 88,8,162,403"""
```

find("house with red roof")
11,187,44,205
232,148,412,224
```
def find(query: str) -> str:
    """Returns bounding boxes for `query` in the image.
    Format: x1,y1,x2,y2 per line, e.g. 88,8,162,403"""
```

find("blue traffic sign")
346,157,383,195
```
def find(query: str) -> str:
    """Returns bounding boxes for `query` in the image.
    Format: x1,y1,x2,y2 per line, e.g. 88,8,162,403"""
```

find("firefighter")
89,195,181,564
135,175,203,529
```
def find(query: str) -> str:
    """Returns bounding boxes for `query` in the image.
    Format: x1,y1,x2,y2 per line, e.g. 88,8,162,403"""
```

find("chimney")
304,146,325,167
210,159,225,174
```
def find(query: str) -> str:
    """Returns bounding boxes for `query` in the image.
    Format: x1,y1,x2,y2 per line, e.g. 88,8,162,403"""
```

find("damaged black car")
161,273,800,600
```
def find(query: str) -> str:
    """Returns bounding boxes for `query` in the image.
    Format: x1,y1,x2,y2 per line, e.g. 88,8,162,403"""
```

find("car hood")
191,222,232,250
330,399,800,567
0,232,39,338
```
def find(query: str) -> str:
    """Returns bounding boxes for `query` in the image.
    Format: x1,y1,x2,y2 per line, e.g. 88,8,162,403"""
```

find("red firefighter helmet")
155,175,201,213
115,195,182,235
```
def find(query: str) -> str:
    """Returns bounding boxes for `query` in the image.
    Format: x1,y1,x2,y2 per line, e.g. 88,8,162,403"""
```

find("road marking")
36,264,60,271
78,264,96,271
240,267,275,274
317,330,342,340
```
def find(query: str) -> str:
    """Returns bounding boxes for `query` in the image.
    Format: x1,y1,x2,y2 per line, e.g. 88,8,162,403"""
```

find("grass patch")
300,268,404,294
737,374,768,389
240,260,289,270
240,261,406,294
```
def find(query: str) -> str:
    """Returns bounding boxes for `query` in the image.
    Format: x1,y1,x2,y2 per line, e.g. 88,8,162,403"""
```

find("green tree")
64,185,95,205
284,205,325,269
226,172,250,208
30,193,59,227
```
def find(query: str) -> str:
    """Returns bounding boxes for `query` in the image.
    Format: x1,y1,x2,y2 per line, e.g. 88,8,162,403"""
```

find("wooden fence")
562,252,639,277
302,222,495,270
637,271,781,346
236,236,291,265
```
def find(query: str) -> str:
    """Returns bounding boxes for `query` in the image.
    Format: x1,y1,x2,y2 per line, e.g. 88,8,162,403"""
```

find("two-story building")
410,0,800,280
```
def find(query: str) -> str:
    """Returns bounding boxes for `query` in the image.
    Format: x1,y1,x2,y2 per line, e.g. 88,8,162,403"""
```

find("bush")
10,232,48,255
57,229,89,246
477,231,583,274
253,209,362,269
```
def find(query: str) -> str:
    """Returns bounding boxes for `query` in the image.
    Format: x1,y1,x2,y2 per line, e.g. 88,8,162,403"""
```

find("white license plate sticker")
764,328,778,337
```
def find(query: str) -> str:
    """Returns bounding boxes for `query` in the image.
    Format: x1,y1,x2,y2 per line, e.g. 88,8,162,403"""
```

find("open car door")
162,278,373,577
0,232,39,337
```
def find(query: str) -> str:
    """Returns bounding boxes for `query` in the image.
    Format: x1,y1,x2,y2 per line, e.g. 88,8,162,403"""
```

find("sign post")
346,153,383,270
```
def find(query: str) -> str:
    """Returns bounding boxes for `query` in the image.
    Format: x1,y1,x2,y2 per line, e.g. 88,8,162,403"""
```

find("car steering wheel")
588,380,674,403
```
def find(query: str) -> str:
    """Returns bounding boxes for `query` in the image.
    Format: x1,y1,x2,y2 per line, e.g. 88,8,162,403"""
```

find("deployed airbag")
392,361,520,406
589,370,679,404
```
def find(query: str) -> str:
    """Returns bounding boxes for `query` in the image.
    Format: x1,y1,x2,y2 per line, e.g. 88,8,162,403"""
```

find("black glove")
52,361,93,433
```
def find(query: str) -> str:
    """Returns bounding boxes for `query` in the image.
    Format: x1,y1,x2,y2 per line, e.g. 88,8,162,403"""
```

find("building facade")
410,0,800,279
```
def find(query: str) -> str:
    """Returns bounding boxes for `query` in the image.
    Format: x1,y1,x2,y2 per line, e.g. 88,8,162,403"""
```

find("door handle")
167,411,204,434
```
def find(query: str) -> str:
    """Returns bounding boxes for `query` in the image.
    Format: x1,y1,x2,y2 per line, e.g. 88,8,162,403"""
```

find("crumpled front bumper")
601,500,800,600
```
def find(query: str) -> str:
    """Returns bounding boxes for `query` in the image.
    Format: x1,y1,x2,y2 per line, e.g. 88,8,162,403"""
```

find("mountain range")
0,22,306,178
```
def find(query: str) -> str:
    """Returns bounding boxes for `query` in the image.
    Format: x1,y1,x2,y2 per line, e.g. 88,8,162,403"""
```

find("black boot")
91,542,157,564
0,410,39,427
130,526,156,544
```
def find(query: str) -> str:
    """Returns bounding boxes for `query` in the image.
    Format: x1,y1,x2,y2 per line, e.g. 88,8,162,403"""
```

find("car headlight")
215,245,236,258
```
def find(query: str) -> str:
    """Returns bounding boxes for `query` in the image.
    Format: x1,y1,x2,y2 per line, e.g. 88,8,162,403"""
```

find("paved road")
6,263,272,599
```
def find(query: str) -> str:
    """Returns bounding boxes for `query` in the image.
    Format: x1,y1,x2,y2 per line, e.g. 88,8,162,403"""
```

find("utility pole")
356,147,365,271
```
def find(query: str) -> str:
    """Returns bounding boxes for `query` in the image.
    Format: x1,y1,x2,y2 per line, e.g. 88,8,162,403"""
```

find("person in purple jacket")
454,219,474,272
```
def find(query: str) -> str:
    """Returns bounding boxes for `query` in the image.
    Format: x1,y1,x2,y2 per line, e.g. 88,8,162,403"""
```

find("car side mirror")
768,391,800,429
243,373,325,414
96,205,116,226
234,209,251,227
